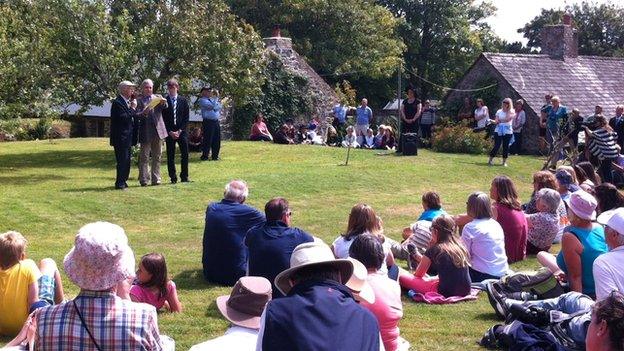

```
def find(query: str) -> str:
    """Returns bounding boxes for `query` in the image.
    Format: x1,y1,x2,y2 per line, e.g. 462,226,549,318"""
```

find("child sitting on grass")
417,191,447,221
374,125,386,149
130,253,182,312
399,215,472,297
362,128,375,148
342,125,359,148
0,231,64,336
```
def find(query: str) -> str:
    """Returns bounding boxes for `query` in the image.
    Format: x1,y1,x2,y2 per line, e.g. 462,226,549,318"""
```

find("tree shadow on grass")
0,150,113,170
473,312,499,322
173,269,225,291
0,174,69,185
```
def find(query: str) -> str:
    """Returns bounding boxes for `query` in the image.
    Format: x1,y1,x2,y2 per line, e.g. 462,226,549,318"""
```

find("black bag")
500,267,565,300
402,132,418,156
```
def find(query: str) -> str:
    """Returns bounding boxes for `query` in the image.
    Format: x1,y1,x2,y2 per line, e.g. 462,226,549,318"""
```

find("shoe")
508,305,550,326
486,282,509,320
171,179,177,184
479,324,504,349
140,183,148,187
488,157,493,166
211,157,220,161
115,185,127,190
181,179,191,183
502,158,508,167
200,155,209,161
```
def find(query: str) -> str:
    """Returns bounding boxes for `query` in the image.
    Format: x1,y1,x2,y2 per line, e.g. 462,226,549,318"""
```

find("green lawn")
0,138,549,350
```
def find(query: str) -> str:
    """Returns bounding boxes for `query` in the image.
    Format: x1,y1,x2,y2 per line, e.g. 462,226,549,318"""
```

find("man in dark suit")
162,78,190,183
609,105,624,150
110,81,139,190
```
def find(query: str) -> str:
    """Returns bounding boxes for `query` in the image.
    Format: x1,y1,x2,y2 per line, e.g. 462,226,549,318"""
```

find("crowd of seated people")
4,155,624,350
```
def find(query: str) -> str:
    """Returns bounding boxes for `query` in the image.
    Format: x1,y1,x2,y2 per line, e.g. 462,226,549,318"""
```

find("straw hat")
345,258,375,304
216,276,272,329
63,222,135,291
274,242,353,296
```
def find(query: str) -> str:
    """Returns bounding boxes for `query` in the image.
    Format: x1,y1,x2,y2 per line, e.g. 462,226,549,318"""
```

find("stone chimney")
540,14,578,60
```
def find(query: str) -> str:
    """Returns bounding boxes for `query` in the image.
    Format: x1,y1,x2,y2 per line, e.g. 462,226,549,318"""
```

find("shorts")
38,274,56,304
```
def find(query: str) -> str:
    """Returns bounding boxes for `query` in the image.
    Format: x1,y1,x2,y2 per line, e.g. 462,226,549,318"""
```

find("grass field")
0,138,550,350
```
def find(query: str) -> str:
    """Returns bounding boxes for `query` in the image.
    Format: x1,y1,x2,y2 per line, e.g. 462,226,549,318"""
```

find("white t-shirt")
461,218,509,277
190,326,258,351
475,106,490,128
333,234,391,275
592,246,624,301
513,110,526,132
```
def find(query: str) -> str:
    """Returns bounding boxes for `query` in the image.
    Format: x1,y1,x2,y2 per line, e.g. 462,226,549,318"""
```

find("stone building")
445,15,624,153
263,29,339,118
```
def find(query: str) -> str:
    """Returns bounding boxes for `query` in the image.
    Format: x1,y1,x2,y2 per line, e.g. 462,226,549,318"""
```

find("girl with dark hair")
130,253,182,312
586,291,624,351
399,215,471,297
594,183,624,213
575,161,601,192
490,176,528,263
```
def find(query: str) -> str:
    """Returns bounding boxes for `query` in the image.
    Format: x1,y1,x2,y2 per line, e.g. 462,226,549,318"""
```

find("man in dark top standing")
609,105,624,150
110,81,138,190
398,86,421,153
162,79,190,184
245,197,314,297
202,180,265,286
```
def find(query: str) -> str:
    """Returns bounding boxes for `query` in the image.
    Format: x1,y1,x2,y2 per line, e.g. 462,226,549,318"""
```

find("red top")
250,121,269,138
495,203,528,263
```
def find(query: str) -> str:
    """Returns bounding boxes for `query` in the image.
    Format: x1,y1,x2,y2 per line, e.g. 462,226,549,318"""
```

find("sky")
483,0,615,44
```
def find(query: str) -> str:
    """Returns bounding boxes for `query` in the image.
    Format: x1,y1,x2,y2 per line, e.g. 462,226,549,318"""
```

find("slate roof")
483,53,624,117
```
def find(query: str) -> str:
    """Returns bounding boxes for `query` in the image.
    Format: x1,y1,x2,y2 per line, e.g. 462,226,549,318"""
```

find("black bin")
402,133,419,156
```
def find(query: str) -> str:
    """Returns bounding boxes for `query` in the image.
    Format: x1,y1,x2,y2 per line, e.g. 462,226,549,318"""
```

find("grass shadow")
204,300,223,319
173,269,225,291
0,150,113,170
473,312,499,322
0,174,69,185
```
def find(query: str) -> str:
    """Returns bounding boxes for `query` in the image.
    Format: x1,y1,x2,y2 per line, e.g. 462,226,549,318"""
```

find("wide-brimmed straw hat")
216,276,272,329
63,222,135,291
345,258,375,304
274,242,353,296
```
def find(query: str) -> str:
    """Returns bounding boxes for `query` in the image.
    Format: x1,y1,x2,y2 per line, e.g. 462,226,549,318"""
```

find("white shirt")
592,245,624,301
513,110,526,132
332,235,391,275
475,106,490,128
461,218,509,277
190,325,258,351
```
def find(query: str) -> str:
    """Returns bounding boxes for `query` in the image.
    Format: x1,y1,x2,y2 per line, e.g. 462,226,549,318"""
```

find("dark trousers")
201,119,221,160
599,157,616,184
469,267,501,283
398,122,419,152
490,134,512,159
420,124,432,146
250,135,272,141
511,132,523,154
113,144,132,188
166,132,189,182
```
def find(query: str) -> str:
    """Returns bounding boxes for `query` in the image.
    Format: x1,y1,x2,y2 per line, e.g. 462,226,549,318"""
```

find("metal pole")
397,62,402,150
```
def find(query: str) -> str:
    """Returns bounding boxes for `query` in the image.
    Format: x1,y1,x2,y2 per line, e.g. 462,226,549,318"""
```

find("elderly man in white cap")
594,207,624,301
190,276,272,350
256,241,381,351
35,222,163,350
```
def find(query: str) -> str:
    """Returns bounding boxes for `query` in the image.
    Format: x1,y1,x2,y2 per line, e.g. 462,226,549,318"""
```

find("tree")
377,0,499,99
228,0,405,85
519,2,624,57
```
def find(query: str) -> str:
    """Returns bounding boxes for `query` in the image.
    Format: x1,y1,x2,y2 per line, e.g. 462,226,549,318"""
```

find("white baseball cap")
597,208,624,236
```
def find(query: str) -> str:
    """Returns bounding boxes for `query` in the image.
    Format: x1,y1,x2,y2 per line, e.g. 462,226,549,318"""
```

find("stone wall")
445,56,541,154
541,24,578,60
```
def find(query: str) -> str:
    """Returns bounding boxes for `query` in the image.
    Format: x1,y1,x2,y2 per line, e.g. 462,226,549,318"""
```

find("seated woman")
490,175,528,263
249,114,273,141
526,188,561,255
399,215,472,298
524,171,570,243
537,190,608,298
556,169,581,203
381,126,396,150
574,161,601,193
349,234,408,351
374,125,386,149
188,127,203,152
461,191,509,282
594,183,624,214
273,124,295,144
586,291,624,351
332,204,397,279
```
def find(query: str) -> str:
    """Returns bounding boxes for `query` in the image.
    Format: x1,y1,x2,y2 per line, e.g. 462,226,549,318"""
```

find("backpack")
500,267,565,300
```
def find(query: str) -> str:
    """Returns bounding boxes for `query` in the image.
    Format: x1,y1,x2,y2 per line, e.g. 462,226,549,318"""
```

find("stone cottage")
445,15,624,153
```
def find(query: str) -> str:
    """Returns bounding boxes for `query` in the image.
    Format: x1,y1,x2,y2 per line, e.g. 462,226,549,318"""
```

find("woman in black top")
398,86,421,152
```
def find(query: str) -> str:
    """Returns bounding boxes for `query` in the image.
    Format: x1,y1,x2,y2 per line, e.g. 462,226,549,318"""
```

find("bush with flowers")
431,118,493,154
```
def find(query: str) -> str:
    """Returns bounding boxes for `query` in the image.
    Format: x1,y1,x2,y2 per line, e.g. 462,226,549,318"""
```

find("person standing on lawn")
199,87,222,161
137,79,168,187
355,98,373,146
162,78,190,184
110,80,139,190
398,86,421,153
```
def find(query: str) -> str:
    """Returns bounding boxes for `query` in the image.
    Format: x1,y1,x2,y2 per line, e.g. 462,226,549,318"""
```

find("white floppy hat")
345,258,375,304
63,222,135,291
597,208,624,236
564,190,597,221
274,242,353,296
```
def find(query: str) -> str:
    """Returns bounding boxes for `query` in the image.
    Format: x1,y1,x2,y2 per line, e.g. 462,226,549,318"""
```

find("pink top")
250,121,269,138
129,280,176,310
494,203,528,263
360,271,403,351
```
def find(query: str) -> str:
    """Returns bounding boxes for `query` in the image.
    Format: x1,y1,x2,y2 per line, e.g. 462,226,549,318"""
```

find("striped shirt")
588,128,619,160
36,290,162,351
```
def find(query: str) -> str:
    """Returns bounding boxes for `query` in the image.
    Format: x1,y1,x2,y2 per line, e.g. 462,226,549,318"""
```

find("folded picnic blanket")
407,288,480,304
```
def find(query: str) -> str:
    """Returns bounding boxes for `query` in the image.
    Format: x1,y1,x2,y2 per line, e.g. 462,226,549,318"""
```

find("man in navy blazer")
609,105,624,150
162,79,190,183
110,81,139,190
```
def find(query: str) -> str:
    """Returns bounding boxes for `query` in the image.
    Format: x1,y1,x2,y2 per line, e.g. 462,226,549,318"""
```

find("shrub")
0,118,69,142
431,118,493,154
